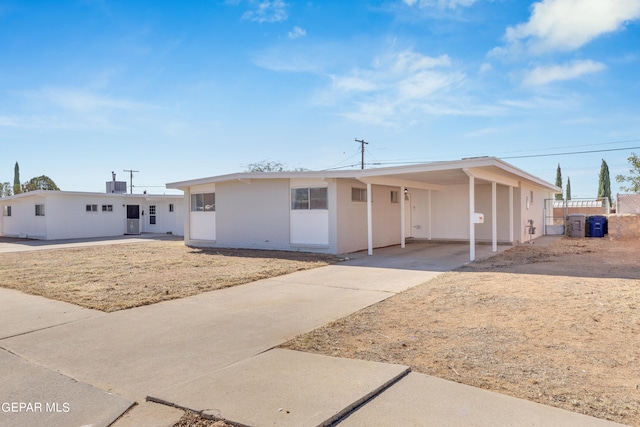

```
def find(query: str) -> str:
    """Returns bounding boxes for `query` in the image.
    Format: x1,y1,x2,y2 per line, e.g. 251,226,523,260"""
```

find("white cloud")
402,0,478,9
288,26,306,40
242,0,288,23
315,49,469,125
479,62,492,73
504,0,640,54
31,87,143,112
523,59,606,85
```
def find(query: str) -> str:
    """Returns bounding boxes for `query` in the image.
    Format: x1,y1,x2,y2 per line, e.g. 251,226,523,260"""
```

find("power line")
501,145,640,160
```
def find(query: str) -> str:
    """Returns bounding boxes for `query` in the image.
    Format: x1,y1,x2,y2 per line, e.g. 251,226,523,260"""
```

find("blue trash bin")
589,215,607,238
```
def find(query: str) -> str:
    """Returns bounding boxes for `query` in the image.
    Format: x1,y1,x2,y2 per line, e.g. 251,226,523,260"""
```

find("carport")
354,157,560,261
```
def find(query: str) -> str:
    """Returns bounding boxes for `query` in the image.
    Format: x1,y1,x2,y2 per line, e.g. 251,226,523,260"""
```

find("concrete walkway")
1,235,624,427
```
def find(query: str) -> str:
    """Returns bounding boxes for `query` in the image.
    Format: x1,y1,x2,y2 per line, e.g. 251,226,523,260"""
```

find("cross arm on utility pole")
123,169,139,194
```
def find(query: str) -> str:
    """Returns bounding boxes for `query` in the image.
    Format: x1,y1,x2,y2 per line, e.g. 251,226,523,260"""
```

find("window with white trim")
102,204,113,212
35,204,45,216
2,206,11,216
169,203,174,212
291,187,328,210
351,187,367,202
191,193,215,212
86,204,98,212
149,205,156,224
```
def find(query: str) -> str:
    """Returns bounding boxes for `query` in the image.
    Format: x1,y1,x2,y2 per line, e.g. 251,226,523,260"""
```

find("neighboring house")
0,190,184,240
167,157,560,261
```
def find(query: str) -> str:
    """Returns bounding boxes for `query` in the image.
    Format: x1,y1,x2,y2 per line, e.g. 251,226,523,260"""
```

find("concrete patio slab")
0,277,395,401
0,349,134,427
149,349,409,427
340,372,626,427
0,288,102,339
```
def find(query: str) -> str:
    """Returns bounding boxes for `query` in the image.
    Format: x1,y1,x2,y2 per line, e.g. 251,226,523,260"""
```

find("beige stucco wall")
608,214,640,238
334,179,402,254
215,179,291,250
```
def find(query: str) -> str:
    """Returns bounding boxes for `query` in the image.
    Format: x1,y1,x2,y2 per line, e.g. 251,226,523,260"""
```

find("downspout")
509,186,514,243
400,186,405,249
367,182,373,255
492,181,497,253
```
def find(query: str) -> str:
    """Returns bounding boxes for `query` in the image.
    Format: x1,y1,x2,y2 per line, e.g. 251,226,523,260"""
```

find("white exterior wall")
430,184,470,240
188,183,217,242
0,196,45,238
141,199,183,236
45,194,126,240
216,179,291,250
289,178,330,249
405,189,431,239
0,192,183,240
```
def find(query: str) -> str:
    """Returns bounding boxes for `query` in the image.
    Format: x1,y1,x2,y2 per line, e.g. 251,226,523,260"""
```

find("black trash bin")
589,215,607,238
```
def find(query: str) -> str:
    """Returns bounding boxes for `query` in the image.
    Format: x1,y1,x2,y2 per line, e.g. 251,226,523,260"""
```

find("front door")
126,205,140,235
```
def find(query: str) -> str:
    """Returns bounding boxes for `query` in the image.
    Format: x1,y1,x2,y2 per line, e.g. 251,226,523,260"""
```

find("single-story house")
0,190,184,240
167,157,560,261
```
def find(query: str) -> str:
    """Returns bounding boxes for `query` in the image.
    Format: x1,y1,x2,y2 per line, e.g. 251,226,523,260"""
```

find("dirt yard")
0,240,336,312
283,237,640,426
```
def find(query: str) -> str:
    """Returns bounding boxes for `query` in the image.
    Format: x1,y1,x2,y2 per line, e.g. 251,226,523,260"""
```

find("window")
291,187,328,210
191,193,215,212
2,206,11,217
86,204,98,212
390,191,399,204
169,203,174,213
102,204,113,212
351,187,367,202
35,204,45,216
149,205,156,225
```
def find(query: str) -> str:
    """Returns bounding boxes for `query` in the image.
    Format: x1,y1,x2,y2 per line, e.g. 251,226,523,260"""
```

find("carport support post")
509,186,514,243
367,182,373,256
469,174,475,262
400,186,405,248
492,181,497,252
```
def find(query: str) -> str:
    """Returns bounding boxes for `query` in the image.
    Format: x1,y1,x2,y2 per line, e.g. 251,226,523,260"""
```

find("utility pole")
123,169,139,194
355,138,368,169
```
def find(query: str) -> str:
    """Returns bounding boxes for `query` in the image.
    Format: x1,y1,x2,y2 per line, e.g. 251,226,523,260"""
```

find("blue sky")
1,0,639,199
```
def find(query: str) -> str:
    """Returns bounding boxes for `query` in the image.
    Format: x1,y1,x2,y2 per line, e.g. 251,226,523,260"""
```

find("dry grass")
283,237,640,426
0,240,337,312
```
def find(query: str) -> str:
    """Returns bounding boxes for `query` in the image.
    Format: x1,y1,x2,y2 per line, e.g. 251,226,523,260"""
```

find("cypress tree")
554,163,563,200
566,177,572,201
13,162,21,194
597,159,611,202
